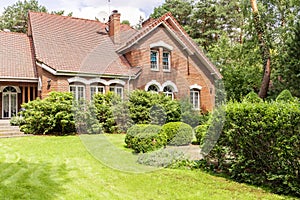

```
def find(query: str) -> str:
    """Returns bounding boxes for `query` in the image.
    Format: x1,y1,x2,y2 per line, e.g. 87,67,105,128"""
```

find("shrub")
276,89,294,102
162,122,193,146
128,90,181,124
206,101,300,196
125,124,148,148
10,116,25,126
194,124,209,145
132,125,167,153
242,91,263,103
93,92,120,133
137,149,187,167
20,92,75,135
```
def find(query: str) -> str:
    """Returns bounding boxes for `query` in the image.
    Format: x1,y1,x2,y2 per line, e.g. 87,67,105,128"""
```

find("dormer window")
150,50,159,70
162,52,170,71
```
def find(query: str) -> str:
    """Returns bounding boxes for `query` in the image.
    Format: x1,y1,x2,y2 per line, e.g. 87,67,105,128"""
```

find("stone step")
0,119,25,137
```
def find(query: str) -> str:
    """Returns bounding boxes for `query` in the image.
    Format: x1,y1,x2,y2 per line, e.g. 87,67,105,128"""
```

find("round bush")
194,124,209,145
125,124,148,148
276,89,294,102
162,122,193,146
125,124,167,153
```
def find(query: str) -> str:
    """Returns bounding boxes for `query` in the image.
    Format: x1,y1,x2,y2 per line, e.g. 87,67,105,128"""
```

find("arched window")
163,86,174,99
3,86,17,93
90,84,105,99
147,84,159,93
109,84,123,99
69,83,85,101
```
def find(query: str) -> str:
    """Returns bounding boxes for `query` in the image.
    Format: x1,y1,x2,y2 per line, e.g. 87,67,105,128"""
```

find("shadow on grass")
80,134,158,173
0,160,68,199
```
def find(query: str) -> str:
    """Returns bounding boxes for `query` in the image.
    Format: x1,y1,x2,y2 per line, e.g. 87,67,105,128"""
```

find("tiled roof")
29,12,138,77
0,32,36,79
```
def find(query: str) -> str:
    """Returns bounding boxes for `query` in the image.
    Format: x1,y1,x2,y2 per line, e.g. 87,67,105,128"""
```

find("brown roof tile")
0,32,36,79
29,12,137,77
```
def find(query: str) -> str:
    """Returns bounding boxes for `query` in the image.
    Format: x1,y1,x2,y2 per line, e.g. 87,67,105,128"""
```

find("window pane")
163,52,170,71
150,51,158,70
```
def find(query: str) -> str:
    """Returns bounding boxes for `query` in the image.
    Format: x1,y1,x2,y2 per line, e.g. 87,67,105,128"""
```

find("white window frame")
190,89,200,110
163,86,174,100
90,86,105,99
110,86,123,99
70,85,85,101
147,84,159,93
150,50,159,71
162,51,171,72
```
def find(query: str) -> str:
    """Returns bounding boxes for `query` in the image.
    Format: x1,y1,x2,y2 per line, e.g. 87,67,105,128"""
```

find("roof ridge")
29,11,105,25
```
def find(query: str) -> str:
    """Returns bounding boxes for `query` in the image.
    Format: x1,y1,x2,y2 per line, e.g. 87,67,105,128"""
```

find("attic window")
162,52,170,71
150,50,159,71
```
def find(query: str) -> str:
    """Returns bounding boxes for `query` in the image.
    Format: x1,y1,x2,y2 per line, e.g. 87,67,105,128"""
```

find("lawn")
0,134,291,199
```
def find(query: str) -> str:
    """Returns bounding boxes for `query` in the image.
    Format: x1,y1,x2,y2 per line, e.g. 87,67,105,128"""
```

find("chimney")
108,10,121,44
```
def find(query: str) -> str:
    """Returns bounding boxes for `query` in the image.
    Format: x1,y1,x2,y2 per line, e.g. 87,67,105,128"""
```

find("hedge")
125,124,167,153
206,101,300,196
161,122,193,146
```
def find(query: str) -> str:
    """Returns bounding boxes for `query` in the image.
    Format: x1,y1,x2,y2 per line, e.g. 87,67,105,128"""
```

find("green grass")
0,135,292,199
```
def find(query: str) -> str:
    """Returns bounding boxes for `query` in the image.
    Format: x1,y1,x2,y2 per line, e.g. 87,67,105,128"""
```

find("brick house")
0,10,221,118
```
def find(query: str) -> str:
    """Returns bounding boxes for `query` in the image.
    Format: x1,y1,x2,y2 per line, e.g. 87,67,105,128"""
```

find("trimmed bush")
206,101,300,196
125,124,167,153
276,89,294,102
133,125,166,153
242,91,263,103
162,122,193,146
125,124,148,148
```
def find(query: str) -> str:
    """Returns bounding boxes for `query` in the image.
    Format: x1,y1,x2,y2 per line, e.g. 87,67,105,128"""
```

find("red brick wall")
125,26,216,111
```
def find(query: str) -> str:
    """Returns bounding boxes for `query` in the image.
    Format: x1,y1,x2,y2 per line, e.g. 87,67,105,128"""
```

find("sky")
0,0,165,25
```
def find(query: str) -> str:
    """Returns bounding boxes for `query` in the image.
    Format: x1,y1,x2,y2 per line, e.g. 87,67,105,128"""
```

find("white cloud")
0,0,164,25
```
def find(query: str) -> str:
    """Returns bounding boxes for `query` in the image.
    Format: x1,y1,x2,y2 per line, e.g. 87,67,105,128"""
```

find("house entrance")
2,86,18,118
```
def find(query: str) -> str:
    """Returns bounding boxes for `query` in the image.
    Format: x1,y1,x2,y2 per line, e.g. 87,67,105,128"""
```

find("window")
90,86,105,99
162,52,170,71
150,50,159,70
163,86,174,100
190,89,200,110
110,86,123,99
147,84,159,93
70,85,85,101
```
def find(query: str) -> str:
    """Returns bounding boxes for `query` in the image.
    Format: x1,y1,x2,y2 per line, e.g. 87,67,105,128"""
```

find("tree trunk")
250,0,271,99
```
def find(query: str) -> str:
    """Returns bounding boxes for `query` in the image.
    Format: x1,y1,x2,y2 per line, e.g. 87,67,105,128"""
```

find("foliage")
242,91,263,103
194,124,209,145
125,124,167,153
273,22,300,97
137,149,187,167
72,101,102,134
180,97,201,128
0,0,72,33
128,90,181,124
9,116,25,126
20,92,75,135
125,124,148,148
93,92,120,133
205,101,300,196
276,89,294,102
151,0,192,27
161,122,193,146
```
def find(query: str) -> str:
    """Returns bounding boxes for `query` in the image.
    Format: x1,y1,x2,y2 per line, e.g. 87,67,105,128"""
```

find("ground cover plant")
0,135,292,199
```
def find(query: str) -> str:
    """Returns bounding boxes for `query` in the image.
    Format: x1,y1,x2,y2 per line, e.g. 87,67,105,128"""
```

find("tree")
250,0,271,99
0,0,72,33
151,0,193,27
274,22,300,97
